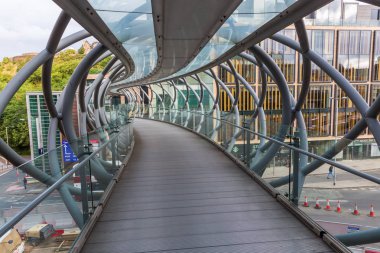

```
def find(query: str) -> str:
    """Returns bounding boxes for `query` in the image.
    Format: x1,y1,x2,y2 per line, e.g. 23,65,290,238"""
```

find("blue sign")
347,225,360,234
62,140,78,162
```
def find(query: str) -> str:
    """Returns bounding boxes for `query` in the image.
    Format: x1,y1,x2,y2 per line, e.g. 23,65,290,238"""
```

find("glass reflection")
261,29,296,83
164,0,296,80
299,30,334,82
88,0,157,82
338,30,371,82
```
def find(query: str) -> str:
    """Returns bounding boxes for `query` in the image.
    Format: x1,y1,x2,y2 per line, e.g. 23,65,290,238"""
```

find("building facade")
217,0,380,159
26,92,80,174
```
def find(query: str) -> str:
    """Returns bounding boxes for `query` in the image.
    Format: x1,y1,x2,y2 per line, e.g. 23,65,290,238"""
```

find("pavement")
262,158,380,189
0,162,13,176
1,157,379,251
0,168,77,233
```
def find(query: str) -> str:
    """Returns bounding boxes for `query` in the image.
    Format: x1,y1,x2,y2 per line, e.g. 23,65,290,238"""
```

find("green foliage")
78,46,85,54
90,56,112,74
0,48,109,154
0,99,29,153
2,57,10,64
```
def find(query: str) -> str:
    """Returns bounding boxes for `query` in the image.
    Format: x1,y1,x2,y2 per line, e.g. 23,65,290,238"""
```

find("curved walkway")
82,119,334,253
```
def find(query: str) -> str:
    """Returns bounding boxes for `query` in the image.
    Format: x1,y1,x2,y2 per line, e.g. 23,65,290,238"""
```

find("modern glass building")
217,0,380,159
26,92,80,174
3,0,380,250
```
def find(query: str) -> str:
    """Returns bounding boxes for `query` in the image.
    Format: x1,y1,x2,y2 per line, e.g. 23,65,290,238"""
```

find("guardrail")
0,119,135,251
138,106,380,249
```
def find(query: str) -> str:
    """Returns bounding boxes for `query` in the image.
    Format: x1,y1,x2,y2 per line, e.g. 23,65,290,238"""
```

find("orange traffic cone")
303,196,309,207
314,198,321,209
369,204,376,217
336,200,342,213
325,199,331,211
353,203,360,216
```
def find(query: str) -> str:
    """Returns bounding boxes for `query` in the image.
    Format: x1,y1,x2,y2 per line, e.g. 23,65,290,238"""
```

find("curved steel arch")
3,2,380,247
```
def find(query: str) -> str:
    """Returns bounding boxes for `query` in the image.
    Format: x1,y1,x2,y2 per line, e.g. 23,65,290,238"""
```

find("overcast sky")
0,0,84,59
0,0,370,60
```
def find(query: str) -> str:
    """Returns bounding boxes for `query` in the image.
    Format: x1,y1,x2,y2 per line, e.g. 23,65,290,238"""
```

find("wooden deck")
81,119,334,253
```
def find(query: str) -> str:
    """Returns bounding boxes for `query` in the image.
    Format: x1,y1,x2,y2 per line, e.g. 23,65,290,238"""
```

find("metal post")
221,114,226,147
111,134,117,171
5,127,8,166
243,119,246,162
79,141,89,223
246,125,251,167
292,134,301,205
192,110,196,130
334,97,338,186
243,119,250,164
205,114,208,136
288,128,293,202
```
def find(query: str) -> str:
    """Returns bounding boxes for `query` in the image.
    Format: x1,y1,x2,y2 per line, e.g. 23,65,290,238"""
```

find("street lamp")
328,96,347,186
329,96,338,186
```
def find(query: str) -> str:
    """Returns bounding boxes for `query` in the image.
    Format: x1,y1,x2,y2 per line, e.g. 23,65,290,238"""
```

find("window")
218,56,256,84
335,85,367,136
301,85,332,137
338,30,371,82
260,29,296,83
373,31,380,81
371,9,380,20
219,87,254,112
299,30,334,82
260,85,295,136
343,3,358,23
314,1,342,25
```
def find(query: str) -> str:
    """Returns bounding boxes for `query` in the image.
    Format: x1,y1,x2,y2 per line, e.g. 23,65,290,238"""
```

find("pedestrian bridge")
1,0,380,252
80,119,335,253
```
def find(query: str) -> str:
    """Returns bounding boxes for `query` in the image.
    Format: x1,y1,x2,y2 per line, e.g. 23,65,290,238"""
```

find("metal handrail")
146,107,380,185
0,123,129,236
4,123,118,174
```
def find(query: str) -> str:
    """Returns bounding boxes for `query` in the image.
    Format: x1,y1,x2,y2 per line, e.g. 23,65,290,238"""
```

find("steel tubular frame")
2,0,380,246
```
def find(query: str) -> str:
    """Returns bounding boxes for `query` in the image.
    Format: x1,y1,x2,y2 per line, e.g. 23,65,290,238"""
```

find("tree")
0,49,109,154
78,46,85,54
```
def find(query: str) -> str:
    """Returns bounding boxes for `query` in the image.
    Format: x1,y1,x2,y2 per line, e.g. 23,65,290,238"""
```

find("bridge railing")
138,106,380,248
0,119,134,251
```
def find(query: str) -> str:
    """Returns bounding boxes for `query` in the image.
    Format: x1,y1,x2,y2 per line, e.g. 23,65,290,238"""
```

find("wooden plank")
81,119,334,253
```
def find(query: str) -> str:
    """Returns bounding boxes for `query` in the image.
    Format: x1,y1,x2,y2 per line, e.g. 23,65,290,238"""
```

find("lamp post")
329,96,338,186
329,96,347,186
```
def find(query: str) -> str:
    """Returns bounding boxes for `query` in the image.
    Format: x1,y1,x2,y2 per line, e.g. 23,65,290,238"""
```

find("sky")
0,0,368,60
0,0,84,59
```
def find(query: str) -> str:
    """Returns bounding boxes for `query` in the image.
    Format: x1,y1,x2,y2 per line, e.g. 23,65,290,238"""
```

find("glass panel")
88,0,157,82
373,32,380,81
338,30,370,82
261,29,296,84
300,30,334,83
0,117,134,251
161,0,296,80
343,3,358,23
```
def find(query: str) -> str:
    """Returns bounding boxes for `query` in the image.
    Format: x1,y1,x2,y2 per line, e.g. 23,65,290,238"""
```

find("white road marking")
0,169,13,177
